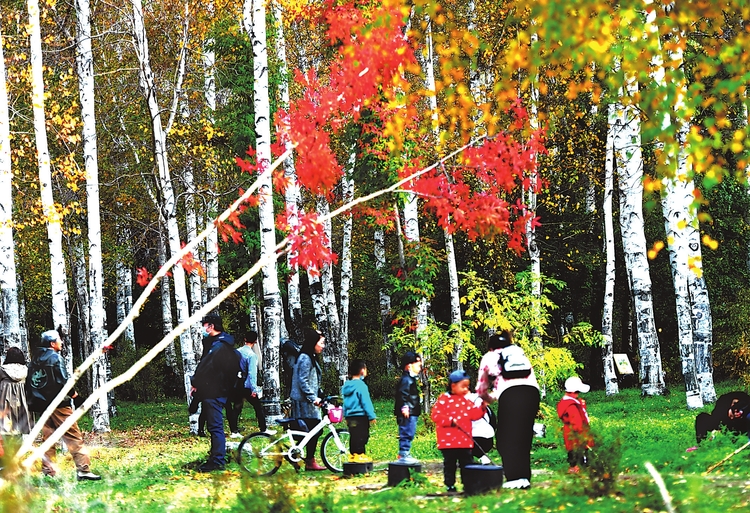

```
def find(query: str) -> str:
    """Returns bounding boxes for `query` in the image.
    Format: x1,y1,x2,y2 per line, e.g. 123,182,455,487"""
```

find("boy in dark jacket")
342,360,377,463
394,351,422,464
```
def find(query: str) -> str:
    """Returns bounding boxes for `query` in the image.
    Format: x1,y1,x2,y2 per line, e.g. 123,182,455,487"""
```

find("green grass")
3,382,750,512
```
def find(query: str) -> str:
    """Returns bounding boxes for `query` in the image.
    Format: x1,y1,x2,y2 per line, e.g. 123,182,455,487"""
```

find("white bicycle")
237,396,350,475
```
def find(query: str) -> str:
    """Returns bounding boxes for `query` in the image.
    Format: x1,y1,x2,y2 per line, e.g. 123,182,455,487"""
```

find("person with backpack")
190,313,241,472
476,330,539,490
227,330,269,437
27,330,101,480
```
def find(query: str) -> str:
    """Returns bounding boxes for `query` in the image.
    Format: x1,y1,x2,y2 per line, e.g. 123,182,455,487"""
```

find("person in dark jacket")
27,330,101,480
394,351,422,464
342,359,376,462
191,313,241,472
695,391,750,443
290,327,327,471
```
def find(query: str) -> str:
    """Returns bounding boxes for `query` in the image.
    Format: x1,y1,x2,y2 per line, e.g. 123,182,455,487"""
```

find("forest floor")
3,382,750,512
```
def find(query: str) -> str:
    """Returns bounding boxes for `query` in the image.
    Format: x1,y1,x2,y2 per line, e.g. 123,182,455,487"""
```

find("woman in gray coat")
290,327,326,470
0,347,31,435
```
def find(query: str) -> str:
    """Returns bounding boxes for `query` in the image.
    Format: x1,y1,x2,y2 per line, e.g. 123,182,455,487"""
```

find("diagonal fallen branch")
705,440,750,474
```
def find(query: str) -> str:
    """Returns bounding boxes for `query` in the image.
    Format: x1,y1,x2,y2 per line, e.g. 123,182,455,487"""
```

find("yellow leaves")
648,240,665,260
702,234,719,250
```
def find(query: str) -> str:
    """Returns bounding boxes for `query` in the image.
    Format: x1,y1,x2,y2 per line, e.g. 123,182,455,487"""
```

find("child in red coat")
556,376,594,473
431,370,487,493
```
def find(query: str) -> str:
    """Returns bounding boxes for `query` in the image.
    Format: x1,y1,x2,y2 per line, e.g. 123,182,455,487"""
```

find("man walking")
227,331,269,437
27,330,101,480
191,313,241,472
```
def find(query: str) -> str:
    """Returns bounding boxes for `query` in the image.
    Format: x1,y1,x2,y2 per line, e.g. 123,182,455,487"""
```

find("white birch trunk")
317,197,344,380
182,166,205,359
615,73,665,396
115,251,136,350
374,227,394,372
29,0,72,374
339,154,355,371
601,103,619,396
403,193,428,331
158,229,178,368
247,0,283,418
70,237,90,366
0,28,23,353
75,0,111,430
131,0,197,430
274,2,302,343
202,0,220,303
647,2,708,406
689,253,717,404
424,16,462,368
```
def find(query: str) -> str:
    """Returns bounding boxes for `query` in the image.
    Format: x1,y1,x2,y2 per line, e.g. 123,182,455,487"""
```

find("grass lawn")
4,381,750,512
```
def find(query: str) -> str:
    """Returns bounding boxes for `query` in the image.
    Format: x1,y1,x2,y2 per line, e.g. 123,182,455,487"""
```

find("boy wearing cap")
557,376,594,474
394,351,422,464
431,370,487,493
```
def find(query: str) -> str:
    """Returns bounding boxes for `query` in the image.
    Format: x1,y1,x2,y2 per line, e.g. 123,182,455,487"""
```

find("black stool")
387,461,422,486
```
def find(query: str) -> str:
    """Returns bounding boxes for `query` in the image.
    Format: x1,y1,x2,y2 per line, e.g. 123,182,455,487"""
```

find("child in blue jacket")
342,360,377,462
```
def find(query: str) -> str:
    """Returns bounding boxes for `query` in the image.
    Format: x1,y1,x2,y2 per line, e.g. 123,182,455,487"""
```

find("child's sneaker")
446,485,458,493
399,453,419,465
349,453,359,462
356,454,372,463
479,455,492,465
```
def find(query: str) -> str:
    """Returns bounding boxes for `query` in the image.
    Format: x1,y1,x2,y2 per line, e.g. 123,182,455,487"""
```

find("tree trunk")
614,76,665,396
374,227,394,372
274,2,303,344
131,0,198,429
339,155,355,374
0,31,23,354
182,166,205,359
158,226,178,371
76,0,111,430
601,104,620,395
115,236,136,351
317,196,343,381
29,0,72,374
247,0,283,418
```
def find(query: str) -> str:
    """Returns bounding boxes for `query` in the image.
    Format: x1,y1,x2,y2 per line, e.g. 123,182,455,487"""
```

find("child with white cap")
556,376,594,474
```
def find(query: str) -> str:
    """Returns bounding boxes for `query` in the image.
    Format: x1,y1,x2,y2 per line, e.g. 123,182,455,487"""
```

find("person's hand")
401,406,410,418
251,392,258,398
313,397,322,407
190,386,197,397
729,408,744,420
370,419,377,425
450,418,456,427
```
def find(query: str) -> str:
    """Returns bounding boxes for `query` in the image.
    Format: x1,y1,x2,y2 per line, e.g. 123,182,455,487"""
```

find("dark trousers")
203,397,228,466
301,418,321,459
496,385,540,482
567,448,589,468
346,416,370,454
227,390,267,432
440,448,473,487
472,436,493,459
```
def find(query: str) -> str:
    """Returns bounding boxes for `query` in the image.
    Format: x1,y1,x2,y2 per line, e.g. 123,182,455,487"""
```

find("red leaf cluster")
135,267,153,287
286,212,339,276
179,242,206,279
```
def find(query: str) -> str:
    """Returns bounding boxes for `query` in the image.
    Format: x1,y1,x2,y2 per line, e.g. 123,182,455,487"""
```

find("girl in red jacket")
556,376,594,473
431,370,487,493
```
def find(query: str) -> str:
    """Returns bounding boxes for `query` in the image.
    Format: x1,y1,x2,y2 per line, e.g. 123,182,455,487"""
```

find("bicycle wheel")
237,433,282,476
320,429,350,472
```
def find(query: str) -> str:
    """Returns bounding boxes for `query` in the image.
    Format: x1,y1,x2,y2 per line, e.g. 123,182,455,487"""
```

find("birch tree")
130,0,198,428
601,102,619,396
614,71,665,396
75,0,111,430
245,0,283,417
0,27,23,353
28,0,73,373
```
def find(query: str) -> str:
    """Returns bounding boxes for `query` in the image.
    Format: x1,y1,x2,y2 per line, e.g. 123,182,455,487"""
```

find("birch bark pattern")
614,75,665,395
339,156,355,372
29,0,73,374
0,28,23,352
76,0,111,430
247,0,283,417
131,0,198,429
601,104,620,395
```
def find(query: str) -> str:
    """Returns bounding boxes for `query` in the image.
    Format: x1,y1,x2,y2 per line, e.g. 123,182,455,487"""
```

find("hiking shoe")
230,432,243,439
262,428,277,435
568,465,580,474
356,454,373,463
446,485,458,493
197,462,225,472
77,471,101,481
